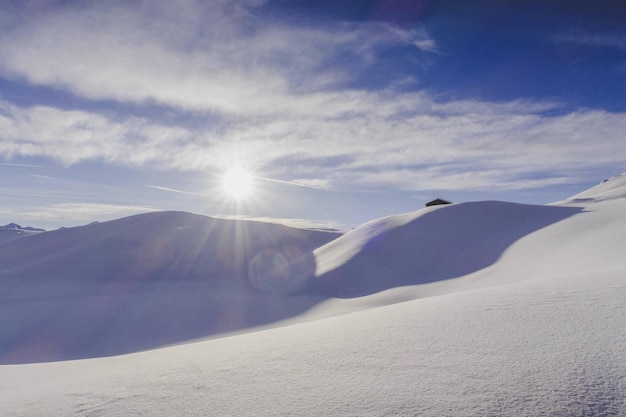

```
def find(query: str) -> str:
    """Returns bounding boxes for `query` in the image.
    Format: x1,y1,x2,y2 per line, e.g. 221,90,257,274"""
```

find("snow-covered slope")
0,211,340,362
565,172,626,202
312,201,581,297
1,176,625,416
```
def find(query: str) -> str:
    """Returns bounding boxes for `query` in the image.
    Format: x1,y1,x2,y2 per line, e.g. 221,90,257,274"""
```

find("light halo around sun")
220,166,255,200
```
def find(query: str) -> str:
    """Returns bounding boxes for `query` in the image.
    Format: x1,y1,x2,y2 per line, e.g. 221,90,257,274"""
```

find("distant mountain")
1,223,45,231
0,223,45,243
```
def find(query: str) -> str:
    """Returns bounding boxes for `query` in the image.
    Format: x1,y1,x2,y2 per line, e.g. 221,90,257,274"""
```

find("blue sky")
1,0,625,230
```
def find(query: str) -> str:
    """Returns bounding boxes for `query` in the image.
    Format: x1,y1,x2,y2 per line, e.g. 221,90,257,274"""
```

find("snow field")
1,174,625,416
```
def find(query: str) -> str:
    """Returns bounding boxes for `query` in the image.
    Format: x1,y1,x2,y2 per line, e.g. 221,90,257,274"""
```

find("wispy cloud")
258,177,334,191
0,162,44,168
145,185,208,196
2,97,626,194
0,0,625,198
0,100,193,166
0,1,429,116
0,202,158,228
35,202,157,218
551,33,626,51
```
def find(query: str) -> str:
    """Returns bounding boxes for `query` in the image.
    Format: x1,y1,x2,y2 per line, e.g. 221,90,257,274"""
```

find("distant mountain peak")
1,223,45,232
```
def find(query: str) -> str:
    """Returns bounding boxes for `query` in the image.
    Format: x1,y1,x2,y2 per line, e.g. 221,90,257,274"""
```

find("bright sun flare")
220,167,254,199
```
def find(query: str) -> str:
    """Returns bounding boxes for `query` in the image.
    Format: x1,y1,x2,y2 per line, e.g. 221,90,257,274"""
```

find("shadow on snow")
313,201,582,298
0,203,581,363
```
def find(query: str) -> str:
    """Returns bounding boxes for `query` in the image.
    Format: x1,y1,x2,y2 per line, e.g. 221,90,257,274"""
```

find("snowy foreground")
2,175,626,416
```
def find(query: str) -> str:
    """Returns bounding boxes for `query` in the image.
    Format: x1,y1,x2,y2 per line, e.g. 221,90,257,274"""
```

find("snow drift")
1,174,625,416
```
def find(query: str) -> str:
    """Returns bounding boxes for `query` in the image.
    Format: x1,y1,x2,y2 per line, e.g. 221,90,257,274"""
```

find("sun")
220,167,254,199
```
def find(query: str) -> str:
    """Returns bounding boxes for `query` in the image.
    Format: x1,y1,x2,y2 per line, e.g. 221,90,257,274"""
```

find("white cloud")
0,100,193,166
2,95,626,194
412,27,439,53
1,1,626,196
0,1,429,117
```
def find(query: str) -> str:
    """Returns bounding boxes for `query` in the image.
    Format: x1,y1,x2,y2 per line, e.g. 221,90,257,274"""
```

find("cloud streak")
0,162,44,168
257,176,334,191
145,185,208,196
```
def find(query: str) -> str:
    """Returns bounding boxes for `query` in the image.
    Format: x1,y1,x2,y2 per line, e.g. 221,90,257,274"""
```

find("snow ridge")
313,201,581,297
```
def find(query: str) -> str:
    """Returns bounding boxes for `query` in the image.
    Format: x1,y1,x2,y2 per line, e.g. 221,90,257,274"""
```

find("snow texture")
1,176,625,416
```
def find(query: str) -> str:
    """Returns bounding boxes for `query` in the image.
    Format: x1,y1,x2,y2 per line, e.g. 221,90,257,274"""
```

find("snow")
312,200,582,297
565,172,626,203
1,176,626,416
0,211,339,362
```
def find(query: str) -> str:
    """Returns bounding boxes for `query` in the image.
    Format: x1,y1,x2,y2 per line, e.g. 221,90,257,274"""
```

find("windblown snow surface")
1,175,626,416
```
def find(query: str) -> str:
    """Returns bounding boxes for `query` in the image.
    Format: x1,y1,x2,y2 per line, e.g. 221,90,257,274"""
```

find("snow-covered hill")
0,211,340,362
1,176,625,416
312,200,581,297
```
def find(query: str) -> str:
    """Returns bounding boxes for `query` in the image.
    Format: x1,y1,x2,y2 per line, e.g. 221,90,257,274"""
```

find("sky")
1,0,625,230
